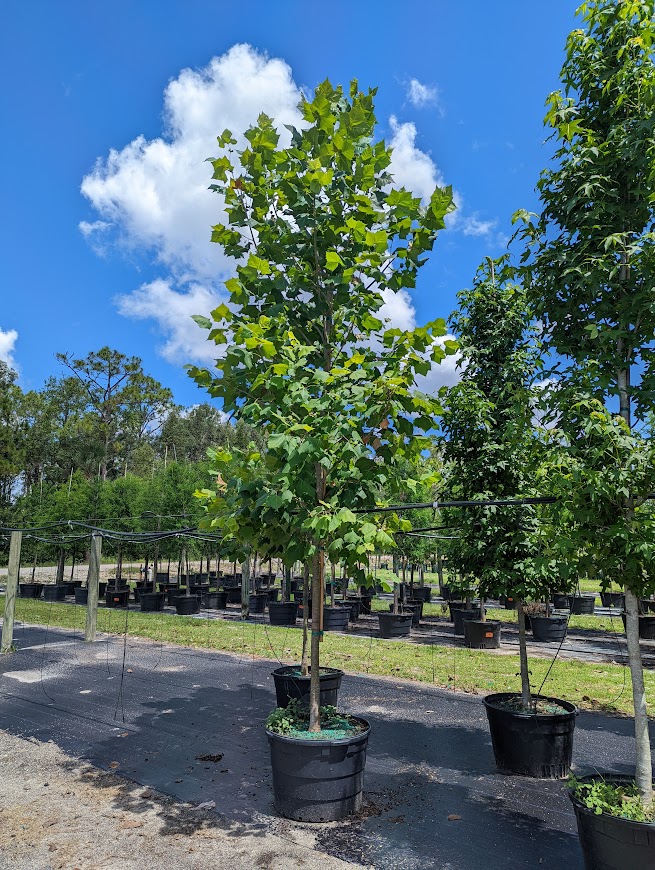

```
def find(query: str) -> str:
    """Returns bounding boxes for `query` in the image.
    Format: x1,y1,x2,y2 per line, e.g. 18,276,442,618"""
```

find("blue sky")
1,0,579,404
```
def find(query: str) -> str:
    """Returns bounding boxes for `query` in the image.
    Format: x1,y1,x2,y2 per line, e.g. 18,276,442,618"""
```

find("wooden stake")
85,534,102,643
1,531,22,654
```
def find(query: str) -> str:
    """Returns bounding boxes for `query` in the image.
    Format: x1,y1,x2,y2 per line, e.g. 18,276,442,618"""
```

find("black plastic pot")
189,583,210,596
600,591,625,609
410,586,432,603
621,613,655,640
226,586,242,604
569,774,655,870
640,599,655,614
249,593,268,614
441,584,452,601
272,665,344,708
165,586,183,605
267,716,370,821
552,593,570,610
503,596,517,610
140,592,165,612
322,606,350,632
221,574,238,588
448,601,466,621
453,607,481,637
378,611,413,638
206,590,228,609
532,614,569,643
483,692,578,778
155,572,170,583
342,598,361,622
359,595,372,615
266,588,280,602
98,582,107,598
74,587,88,605
105,588,129,608
19,582,43,599
464,619,501,649
569,594,596,615
268,601,298,626
174,595,200,615
107,578,129,589
42,585,67,602
390,600,422,627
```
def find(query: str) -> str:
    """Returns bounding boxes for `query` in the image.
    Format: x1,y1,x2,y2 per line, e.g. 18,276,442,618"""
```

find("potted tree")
441,256,578,774
190,79,455,820
515,1,655,863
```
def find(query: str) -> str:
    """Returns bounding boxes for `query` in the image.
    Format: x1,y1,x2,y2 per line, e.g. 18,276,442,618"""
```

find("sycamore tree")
515,0,655,802
440,257,551,706
189,80,456,731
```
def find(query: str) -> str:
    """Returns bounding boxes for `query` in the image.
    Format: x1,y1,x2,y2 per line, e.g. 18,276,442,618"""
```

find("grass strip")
2,595,648,718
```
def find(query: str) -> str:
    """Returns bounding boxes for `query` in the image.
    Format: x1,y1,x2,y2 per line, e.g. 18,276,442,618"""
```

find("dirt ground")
0,730,361,870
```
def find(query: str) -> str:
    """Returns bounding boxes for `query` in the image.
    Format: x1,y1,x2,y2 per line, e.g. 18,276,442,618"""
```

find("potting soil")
497,695,570,715
287,716,366,741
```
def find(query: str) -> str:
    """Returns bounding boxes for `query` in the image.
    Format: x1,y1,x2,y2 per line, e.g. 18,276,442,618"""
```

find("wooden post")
1,531,22,654
85,533,102,643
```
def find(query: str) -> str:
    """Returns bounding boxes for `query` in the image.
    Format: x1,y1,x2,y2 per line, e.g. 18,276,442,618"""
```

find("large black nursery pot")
342,598,361,622
268,600,298,626
600,591,625,609
98,582,108,598
272,665,344,708
440,584,453,601
267,717,370,822
410,586,432,603
552,592,570,610
225,585,242,604
42,584,67,602
266,587,280,603
483,692,578,778
140,591,165,612
531,614,569,643
19,582,43,599
448,600,466,621
378,611,413,638
105,588,129,608
389,600,422,627
464,619,501,649
174,595,200,615
569,774,655,870
620,612,655,640
206,590,228,609
322,606,350,632
453,607,481,637
249,592,268,614
569,594,596,615
74,587,88,605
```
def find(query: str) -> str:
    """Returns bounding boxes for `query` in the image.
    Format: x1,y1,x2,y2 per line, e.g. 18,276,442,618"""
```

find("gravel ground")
0,730,361,870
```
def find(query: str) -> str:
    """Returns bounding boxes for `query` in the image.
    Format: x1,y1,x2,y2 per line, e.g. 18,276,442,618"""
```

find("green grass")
1,595,649,718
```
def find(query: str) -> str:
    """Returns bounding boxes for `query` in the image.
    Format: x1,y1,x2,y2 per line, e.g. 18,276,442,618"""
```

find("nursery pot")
569,774,655,870
272,665,344,708
105,588,129,608
464,619,501,649
174,595,200,615
620,613,655,640
414,586,432,603
98,582,107,598
43,585,67,602
569,594,596,615
266,716,370,822
440,584,452,601
453,607,481,637
206,590,228,609
266,588,280,603
531,614,569,643
322,606,350,632
341,598,361,622
600,591,625,609
268,600,298,626
19,582,43,599
503,595,517,610
640,599,655,614
378,611,413,639
166,586,184,605
249,593,268,614
483,692,578,778
389,600,422,627
225,586,242,604
359,595,372,615
74,587,88,605
140,592,165,612
552,593,570,610
448,601,466,621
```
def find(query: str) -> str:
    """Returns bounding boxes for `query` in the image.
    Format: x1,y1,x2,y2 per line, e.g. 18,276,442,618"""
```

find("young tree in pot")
189,79,455,820
515,0,655,857
440,257,578,776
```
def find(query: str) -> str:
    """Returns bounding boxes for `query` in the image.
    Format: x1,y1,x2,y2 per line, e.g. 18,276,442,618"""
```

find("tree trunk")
436,548,444,593
625,587,653,805
55,548,65,585
480,596,486,622
516,599,531,709
309,547,323,732
241,555,250,620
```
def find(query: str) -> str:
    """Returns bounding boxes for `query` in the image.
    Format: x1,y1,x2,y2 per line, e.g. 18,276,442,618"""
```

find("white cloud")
406,78,441,111
116,279,224,364
387,116,446,204
81,46,462,366
0,328,18,370
460,215,498,237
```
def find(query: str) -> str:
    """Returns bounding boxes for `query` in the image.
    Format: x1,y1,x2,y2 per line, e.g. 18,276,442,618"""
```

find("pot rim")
272,664,344,679
378,611,414,621
483,691,578,718
265,715,370,746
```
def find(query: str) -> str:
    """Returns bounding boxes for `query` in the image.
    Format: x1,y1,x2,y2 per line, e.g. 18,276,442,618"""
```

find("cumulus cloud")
0,328,18,370
406,78,441,111
81,45,462,370
460,215,498,237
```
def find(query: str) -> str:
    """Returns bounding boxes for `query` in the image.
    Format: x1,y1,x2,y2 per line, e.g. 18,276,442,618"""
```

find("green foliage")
569,774,654,822
439,257,550,601
189,80,456,579
265,699,359,738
